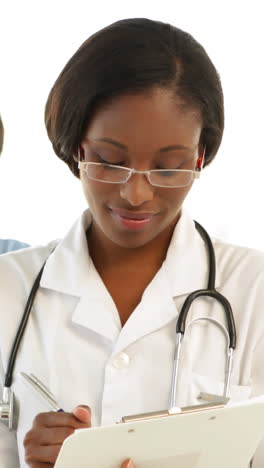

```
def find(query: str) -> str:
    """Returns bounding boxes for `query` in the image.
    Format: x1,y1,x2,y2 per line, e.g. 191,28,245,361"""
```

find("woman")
0,18,264,468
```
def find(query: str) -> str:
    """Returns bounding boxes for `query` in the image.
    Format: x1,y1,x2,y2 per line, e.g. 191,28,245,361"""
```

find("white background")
0,0,263,249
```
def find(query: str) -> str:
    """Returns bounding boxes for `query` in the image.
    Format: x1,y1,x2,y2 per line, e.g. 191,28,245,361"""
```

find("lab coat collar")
164,209,221,297
40,210,93,296
40,208,220,297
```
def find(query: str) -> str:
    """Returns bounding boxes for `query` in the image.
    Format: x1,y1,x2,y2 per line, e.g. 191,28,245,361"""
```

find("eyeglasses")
78,147,205,188
79,162,201,188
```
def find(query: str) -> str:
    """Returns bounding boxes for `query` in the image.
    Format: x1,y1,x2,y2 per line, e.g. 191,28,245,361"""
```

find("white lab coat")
0,209,264,468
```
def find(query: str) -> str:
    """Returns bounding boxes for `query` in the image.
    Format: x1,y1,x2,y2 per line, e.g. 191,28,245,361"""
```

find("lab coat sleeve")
0,424,19,468
0,356,20,468
250,335,264,468
0,245,55,468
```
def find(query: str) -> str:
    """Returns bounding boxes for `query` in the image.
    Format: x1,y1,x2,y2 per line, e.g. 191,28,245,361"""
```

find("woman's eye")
158,170,178,177
94,152,123,165
157,163,184,171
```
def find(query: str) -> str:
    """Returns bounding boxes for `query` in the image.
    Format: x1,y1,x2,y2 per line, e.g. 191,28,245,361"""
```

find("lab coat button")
112,352,130,369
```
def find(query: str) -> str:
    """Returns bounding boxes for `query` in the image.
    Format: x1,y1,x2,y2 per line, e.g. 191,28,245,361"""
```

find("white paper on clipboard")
54,396,264,468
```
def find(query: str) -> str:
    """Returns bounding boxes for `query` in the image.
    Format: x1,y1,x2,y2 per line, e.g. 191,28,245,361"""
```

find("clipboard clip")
120,401,225,423
198,392,230,405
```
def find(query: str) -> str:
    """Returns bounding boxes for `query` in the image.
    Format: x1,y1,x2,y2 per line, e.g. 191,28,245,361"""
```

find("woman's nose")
119,173,154,206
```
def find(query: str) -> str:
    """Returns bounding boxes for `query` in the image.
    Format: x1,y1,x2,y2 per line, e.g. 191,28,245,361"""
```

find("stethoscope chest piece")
0,386,14,430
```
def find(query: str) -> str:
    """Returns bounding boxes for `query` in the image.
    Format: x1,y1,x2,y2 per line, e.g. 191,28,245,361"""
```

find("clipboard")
54,396,264,468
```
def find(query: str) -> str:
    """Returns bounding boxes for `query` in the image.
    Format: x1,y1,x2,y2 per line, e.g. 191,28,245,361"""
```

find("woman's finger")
24,426,74,445
31,410,90,429
24,443,61,465
72,405,91,424
121,459,134,468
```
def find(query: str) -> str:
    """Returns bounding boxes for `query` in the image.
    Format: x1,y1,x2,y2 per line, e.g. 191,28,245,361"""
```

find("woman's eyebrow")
92,137,128,151
159,144,191,153
92,137,191,152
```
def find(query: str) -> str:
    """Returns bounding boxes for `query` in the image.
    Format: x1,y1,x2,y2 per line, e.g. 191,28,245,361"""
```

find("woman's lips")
110,208,157,231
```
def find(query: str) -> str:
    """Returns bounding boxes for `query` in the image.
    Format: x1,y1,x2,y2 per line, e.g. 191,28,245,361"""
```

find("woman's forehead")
85,90,202,150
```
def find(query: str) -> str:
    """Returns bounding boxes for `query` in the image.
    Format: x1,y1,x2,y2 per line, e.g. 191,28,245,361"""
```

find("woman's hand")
23,405,91,467
24,407,135,468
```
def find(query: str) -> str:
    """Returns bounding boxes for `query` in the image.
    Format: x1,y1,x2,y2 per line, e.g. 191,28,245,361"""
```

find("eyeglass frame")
78,146,206,189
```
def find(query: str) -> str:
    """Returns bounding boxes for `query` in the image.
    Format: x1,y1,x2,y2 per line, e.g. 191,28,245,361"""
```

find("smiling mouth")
110,208,157,230
110,208,157,220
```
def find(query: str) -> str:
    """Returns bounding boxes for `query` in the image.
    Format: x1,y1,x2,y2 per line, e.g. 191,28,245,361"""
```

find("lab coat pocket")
188,372,252,406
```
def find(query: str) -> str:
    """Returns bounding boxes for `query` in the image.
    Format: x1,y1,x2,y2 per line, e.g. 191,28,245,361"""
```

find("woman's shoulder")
0,239,58,284
0,243,55,341
213,236,264,281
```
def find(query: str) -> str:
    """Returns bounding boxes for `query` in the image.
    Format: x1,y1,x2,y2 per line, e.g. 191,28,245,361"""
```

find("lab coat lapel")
40,210,121,342
113,268,179,354
72,296,120,342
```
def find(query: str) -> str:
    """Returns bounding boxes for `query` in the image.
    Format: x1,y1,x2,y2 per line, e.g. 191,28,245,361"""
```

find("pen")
19,372,64,412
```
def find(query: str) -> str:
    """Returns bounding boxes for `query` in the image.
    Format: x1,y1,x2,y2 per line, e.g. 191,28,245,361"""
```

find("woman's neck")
87,220,177,274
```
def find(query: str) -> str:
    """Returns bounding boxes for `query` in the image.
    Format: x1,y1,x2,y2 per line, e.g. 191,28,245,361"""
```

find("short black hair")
45,18,224,178
0,115,3,155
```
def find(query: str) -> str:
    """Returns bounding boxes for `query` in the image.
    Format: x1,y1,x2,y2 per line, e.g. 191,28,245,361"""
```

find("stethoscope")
0,221,236,430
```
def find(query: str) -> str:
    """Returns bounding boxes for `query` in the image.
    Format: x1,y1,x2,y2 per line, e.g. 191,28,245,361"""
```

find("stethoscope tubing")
189,221,236,349
176,288,236,349
169,221,236,408
4,262,47,388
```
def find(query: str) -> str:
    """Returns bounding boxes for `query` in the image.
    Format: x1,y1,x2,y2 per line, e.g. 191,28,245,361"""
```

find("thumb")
121,459,134,468
72,405,91,424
